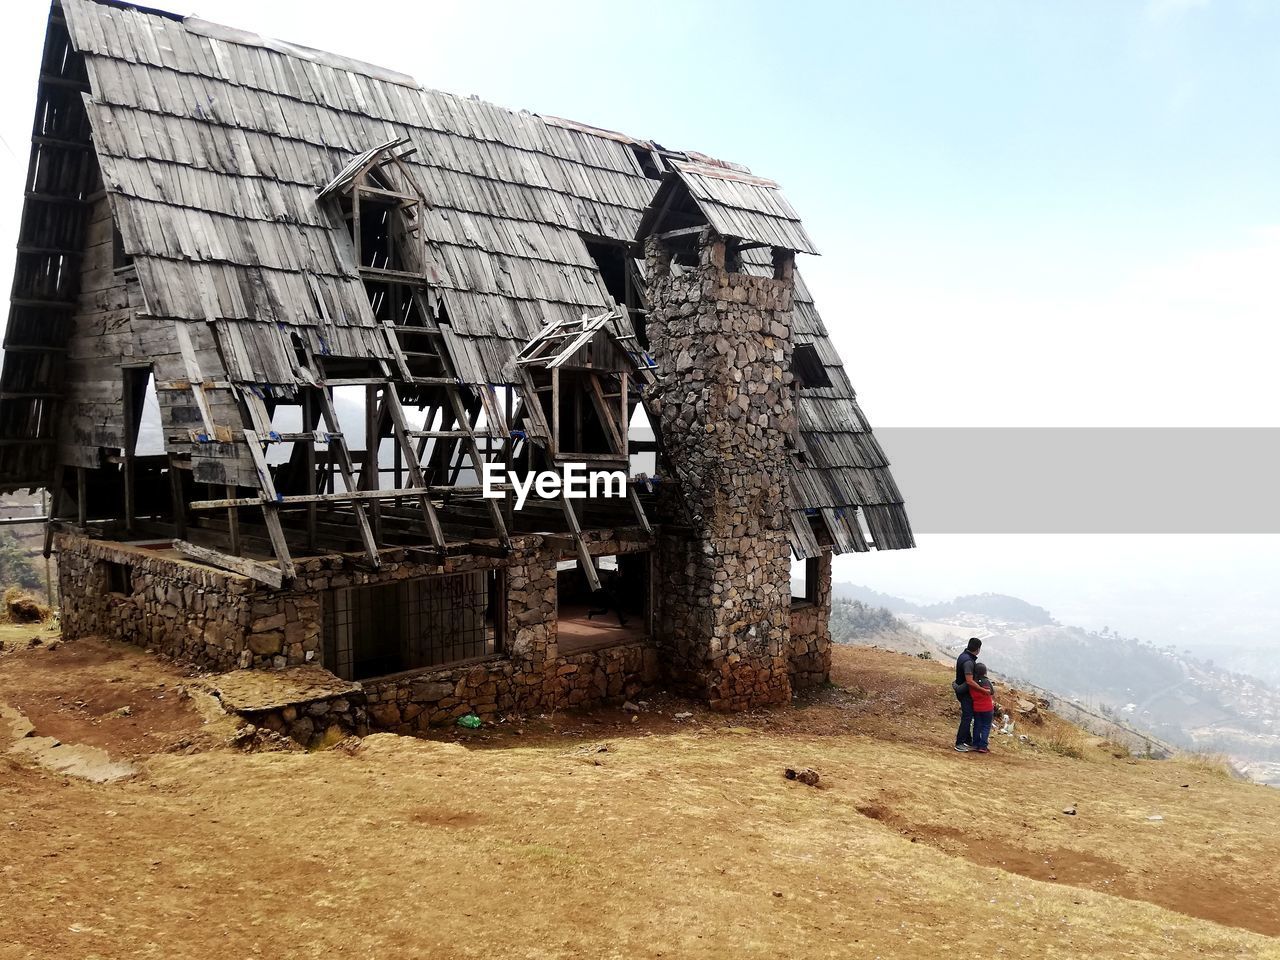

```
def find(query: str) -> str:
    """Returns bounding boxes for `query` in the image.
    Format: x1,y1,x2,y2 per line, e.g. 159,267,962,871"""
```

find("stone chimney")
645,228,798,710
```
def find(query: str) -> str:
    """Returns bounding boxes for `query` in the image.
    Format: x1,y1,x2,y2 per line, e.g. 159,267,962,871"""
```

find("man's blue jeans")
955,688,974,747
973,711,994,751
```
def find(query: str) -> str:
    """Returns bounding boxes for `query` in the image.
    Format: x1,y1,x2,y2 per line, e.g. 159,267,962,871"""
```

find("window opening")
322,570,504,680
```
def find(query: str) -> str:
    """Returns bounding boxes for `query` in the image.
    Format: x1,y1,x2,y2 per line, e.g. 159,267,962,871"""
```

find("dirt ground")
2,631,1279,960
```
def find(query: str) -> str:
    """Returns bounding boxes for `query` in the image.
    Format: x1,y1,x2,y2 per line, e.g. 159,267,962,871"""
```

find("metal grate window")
322,570,503,680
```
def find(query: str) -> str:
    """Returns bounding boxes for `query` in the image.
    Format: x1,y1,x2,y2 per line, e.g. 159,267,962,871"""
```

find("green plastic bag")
456,713,482,729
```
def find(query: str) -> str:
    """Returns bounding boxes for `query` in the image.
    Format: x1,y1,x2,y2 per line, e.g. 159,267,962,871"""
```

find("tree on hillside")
0,531,42,591
829,599,901,639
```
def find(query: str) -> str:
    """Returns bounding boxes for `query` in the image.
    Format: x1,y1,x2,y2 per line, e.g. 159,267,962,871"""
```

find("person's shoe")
976,748,990,754
954,744,972,752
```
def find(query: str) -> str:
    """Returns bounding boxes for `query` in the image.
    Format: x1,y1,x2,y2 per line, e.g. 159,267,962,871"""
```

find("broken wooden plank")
173,539,284,589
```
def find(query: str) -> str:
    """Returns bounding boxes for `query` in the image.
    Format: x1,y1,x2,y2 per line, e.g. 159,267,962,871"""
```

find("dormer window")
318,137,428,281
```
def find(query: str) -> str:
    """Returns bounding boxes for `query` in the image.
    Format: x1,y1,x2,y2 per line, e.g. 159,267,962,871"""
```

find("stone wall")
644,230,800,710
238,692,366,748
55,535,298,671
788,550,833,690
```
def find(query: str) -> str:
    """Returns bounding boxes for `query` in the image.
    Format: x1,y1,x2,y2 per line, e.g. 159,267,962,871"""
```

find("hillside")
829,585,1280,787
3,628,1280,958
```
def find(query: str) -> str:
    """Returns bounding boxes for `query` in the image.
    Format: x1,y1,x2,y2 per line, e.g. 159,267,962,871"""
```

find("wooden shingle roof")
0,0,912,552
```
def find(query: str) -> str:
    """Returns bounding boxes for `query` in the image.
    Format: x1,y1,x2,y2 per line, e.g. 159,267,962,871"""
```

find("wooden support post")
225,485,241,556
75,466,86,528
551,366,560,458
365,383,383,546
167,456,187,539
122,456,136,533
619,369,629,461
303,391,318,551
43,463,64,559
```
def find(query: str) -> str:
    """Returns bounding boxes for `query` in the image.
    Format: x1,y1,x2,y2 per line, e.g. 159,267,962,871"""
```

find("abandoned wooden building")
0,0,913,737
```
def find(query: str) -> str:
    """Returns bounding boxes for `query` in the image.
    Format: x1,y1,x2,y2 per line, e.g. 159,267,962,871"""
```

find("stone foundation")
55,528,659,728
361,641,658,733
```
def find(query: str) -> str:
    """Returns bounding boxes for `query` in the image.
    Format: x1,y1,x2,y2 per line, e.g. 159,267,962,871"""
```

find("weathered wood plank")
173,539,284,589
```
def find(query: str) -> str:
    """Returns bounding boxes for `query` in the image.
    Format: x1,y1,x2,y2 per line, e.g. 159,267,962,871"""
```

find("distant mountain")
831,583,1054,626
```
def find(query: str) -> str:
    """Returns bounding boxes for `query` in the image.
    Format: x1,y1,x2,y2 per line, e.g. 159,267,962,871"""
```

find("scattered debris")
622,701,641,713
673,711,694,721
110,705,132,718
329,736,365,756
784,767,820,787
1062,805,1077,816
1146,814,1164,822
227,725,301,753
456,713,483,729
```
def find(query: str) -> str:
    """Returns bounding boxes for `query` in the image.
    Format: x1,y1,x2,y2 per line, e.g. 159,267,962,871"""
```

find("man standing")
953,637,982,752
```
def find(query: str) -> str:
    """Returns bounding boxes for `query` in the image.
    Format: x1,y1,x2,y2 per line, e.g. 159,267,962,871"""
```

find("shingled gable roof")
0,0,913,554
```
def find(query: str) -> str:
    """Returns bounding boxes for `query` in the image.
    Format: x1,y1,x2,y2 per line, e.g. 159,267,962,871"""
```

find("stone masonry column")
645,229,798,710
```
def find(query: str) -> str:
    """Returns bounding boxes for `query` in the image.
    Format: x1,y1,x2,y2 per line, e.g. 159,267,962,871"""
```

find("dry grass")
2,639,1280,959
1041,718,1089,759
1179,749,1237,780
1101,738,1133,760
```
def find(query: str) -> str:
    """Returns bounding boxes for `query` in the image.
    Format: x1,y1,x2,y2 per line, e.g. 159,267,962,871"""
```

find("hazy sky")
0,0,1276,649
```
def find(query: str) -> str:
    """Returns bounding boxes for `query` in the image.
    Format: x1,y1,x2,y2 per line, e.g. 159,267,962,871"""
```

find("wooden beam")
559,495,601,592
185,484,521,511
653,224,706,242
173,540,284,590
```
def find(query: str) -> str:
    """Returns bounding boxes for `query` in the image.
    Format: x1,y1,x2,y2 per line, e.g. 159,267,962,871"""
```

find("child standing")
966,663,996,754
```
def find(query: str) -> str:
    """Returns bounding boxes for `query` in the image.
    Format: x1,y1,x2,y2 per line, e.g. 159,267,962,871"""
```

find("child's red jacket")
971,681,994,713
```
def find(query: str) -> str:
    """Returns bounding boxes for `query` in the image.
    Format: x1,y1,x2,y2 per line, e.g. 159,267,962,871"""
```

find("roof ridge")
672,159,780,190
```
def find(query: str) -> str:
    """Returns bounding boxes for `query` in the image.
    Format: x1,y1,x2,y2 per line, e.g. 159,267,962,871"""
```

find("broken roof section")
636,160,819,255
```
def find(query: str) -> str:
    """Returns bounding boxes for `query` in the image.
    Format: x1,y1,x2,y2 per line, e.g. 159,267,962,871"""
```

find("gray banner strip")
875,428,1280,533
